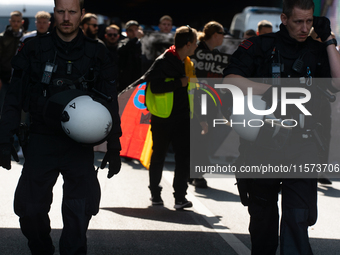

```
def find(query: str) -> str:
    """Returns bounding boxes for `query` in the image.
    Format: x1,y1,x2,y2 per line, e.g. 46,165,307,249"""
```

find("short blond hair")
159,15,172,24
35,11,51,20
257,20,273,31
10,11,23,18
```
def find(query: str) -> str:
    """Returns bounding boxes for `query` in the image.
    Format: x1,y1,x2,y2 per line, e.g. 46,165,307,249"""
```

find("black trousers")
244,140,318,255
14,133,101,255
0,82,8,118
149,116,190,201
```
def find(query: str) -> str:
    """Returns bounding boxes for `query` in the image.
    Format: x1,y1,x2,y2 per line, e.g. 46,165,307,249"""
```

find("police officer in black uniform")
223,0,340,254
0,0,122,254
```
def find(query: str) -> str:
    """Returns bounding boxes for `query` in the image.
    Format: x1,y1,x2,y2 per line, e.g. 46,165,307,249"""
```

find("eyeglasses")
107,33,118,37
87,23,98,28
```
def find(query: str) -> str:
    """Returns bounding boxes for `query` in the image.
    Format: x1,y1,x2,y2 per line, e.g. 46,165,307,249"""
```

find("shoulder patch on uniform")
18,42,24,52
239,40,253,50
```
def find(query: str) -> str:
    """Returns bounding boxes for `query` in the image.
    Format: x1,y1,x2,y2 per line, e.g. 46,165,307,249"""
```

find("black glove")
236,179,251,206
100,150,121,178
313,16,332,42
0,143,19,170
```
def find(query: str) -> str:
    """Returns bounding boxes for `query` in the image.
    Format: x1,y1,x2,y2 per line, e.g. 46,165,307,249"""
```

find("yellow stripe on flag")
140,126,153,170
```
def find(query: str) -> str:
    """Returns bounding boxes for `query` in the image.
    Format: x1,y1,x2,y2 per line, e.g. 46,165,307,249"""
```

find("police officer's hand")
313,16,332,42
236,179,250,206
0,143,19,170
100,150,122,178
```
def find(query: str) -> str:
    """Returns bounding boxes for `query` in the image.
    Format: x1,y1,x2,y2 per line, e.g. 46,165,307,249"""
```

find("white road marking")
163,171,251,255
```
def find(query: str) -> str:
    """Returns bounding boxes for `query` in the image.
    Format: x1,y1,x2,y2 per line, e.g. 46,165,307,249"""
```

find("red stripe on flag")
119,85,151,160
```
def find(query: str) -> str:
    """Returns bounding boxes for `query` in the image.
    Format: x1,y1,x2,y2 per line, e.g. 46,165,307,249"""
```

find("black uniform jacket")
223,24,332,130
0,28,121,150
224,24,330,79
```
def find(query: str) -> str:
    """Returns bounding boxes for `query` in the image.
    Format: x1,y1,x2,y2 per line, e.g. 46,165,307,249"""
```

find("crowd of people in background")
1,9,339,114
0,9,311,104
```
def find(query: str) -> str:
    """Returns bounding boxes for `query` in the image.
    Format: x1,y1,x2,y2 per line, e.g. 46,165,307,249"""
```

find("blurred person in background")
257,19,273,35
104,24,120,64
80,13,105,44
19,11,51,44
117,20,143,92
190,21,226,188
0,11,24,116
243,29,256,39
158,15,173,33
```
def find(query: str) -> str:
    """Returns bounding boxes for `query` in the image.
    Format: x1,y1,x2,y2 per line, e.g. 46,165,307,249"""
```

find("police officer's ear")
281,13,288,26
81,8,85,20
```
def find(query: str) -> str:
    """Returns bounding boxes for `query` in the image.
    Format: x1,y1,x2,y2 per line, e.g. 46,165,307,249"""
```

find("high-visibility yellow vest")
146,56,198,118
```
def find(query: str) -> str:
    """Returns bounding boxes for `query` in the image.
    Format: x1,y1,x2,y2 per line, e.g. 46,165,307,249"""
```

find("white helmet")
43,89,113,145
61,95,113,145
230,95,292,150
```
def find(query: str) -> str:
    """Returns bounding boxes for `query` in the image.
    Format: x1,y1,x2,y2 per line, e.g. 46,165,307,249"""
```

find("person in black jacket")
80,13,105,45
0,0,121,254
104,24,120,65
189,21,226,188
117,20,143,92
19,11,51,46
0,11,24,115
143,26,198,210
223,0,340,254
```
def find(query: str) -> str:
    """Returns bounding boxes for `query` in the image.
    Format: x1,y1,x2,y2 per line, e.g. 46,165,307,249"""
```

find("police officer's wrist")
324,38,337,47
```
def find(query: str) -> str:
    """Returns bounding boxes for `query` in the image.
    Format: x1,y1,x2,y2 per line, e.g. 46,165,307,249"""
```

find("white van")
0,0,54,33
230,6,282,39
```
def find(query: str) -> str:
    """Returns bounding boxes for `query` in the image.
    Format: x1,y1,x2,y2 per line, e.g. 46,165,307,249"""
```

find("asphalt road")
0,152,339,255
